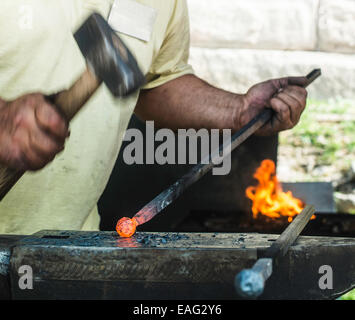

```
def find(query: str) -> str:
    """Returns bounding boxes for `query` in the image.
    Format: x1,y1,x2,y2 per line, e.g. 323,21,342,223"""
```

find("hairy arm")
135,74,308,135
136,74,240,131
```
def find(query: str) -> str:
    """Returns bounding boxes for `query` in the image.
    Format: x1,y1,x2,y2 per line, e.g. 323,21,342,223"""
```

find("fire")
246,159,308,222
116,217,138,237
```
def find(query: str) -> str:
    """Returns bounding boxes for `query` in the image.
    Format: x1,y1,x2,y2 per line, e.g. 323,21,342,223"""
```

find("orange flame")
246,159,308,222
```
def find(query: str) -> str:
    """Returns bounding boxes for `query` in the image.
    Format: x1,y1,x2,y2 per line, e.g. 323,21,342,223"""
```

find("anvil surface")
1,230,354,300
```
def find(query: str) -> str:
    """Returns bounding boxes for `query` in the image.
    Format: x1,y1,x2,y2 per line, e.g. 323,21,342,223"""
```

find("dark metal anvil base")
1,230,354,300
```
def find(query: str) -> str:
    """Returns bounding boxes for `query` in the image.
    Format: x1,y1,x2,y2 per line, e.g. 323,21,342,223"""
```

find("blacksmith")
0,0,308,234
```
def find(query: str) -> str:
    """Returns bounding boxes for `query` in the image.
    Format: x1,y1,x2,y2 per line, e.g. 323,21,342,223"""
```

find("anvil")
0,230,354,300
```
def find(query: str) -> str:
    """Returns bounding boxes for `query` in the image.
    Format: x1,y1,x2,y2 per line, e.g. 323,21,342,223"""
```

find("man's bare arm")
136,75,240,131
135,74,308,135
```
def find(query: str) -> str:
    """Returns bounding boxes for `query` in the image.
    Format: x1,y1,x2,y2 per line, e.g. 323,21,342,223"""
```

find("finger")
275,92,301,124
287,76,309,88
269,78,289,91
35,102,68,141
283,85,308,108
269,76,309,93
0,137,29,170
18,132,53,170
281,87,307,122
24,149,52,171
256,121,277,136
270,97,293,130
29,125,65,159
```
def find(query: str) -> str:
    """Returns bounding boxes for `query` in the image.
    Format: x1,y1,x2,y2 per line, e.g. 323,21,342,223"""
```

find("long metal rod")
133,69,322,226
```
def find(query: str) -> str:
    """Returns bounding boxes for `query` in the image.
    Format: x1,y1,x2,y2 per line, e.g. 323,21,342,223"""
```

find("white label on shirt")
108,0,157,42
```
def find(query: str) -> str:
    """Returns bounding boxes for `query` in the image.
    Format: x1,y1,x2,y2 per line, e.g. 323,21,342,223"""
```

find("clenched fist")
0,94,69,171
238,77,308,135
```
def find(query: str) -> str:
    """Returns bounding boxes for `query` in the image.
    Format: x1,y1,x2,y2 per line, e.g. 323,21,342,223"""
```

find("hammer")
234,205,316,298
0,13,145,200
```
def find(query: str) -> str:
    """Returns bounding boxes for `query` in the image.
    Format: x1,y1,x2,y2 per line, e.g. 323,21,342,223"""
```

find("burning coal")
246,160,308,222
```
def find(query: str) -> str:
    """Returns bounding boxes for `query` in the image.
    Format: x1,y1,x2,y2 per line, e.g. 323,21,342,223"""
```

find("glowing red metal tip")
116,217,138,238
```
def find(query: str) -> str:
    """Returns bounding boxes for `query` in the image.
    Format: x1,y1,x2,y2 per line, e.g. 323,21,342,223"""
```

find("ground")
277,98,355,300
340,289,355,300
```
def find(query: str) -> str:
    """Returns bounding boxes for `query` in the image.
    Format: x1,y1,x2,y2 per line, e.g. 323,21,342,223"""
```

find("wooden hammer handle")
50,68,101,121
0,69,100,201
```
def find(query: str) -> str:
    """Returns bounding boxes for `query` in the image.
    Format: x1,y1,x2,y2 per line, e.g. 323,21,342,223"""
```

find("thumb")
287,76,309,88
268,76,307,92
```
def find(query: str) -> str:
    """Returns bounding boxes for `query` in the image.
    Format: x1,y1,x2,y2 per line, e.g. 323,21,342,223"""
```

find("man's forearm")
136,73,308,136
135,75,244,131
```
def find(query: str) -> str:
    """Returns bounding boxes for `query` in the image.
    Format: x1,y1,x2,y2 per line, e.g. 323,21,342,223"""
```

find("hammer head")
74,13,145,97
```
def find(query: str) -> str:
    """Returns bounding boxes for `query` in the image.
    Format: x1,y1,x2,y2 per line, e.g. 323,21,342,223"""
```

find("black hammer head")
74,13,145,97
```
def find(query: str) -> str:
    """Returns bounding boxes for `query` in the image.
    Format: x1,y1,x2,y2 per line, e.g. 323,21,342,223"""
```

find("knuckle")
37,100,51,115
12,129,26,148
21,95,32,107
21,109,35,126
271,78,287,90
38,104,66,132
29,93,44,104
51,113,66,132
35,100,50,117
14,108,35,129
24,94,38,108
13,112,26,128
271,97,281,109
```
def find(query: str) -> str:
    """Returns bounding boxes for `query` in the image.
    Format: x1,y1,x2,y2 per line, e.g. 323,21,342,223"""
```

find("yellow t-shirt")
0,0,193,234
